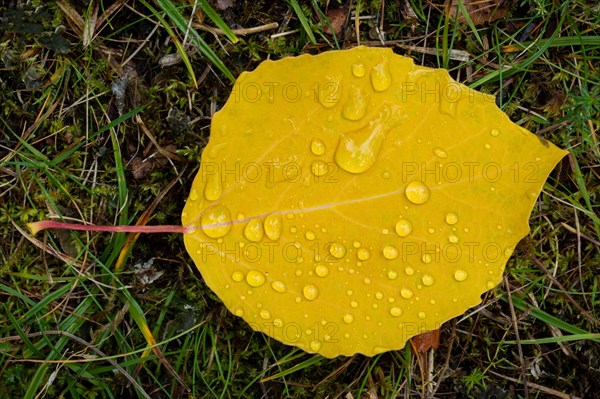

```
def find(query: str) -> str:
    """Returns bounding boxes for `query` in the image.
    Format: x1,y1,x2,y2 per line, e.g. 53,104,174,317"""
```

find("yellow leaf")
181,46,567,358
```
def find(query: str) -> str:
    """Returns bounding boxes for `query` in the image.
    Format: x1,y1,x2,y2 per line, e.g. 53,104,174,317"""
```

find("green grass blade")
198,0,239,43
288,0,317,44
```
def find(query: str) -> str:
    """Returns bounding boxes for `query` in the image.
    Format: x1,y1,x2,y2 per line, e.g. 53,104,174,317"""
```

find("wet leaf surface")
181,46,567,358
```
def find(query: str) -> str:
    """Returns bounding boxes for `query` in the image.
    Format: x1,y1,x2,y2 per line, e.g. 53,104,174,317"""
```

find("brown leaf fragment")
130,157,152,180
324,8,348,36
447,0,509,26
410,328,441,354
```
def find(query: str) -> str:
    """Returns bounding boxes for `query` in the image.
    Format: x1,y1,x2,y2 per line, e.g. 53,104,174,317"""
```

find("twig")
488,370,582,399
504,276,529,399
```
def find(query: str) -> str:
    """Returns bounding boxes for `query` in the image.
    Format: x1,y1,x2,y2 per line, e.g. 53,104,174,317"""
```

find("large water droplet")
445,212,459,225
231,271,244,282
352,63,366,77
405,181,430,204
201,205,232,238
315,264,330,277
383,245,399,260
448,234,459,243
246,270,266,287
454,269,468,282
204,173,222,201
395,218,412,237
329,242,346,259
310,138,326,155
357,248,371,261
303,284,319,301
342,85,368,121
260,310,271,319
271,281,286,293
390,307,403,317
244,218,264,242
421,274,434,286
335,106,396,173
264,213,282,240
370,60,392,92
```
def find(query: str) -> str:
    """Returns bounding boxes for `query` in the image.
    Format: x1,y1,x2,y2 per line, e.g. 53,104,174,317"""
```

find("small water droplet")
271,281,286,293
383,245,399,260
405,181,430,204
433,147,448,158
353,241,361,248
310,340,322,352
484,143,491,150
232,271,244,282
418,311,427,319
201,205,232,238
246,270,266,287
303,284,319,301
448,234,459,243
387,270,398,280
305,230,316,240
310,138,326,155
329,242,346,259
490,129,500,137
311,160,328,177
357,248,371,261
422,254,432,264
421,274,434,286
315,265,329,277
343,314,354,324
204,173,223,201
454,269,468,282
375,291,384,300
382,170,391,179
390,307,403,317
504,246,514,258
395,218,412,237
486,280,496,289
244,218,264,242
342,85,368,121
264,213,282,241
428,227,435,234
405,266,415,276
351,63,366,77
189,189,199,201
350,301,359,308
234,308,244,316
370,60,392,91
400,288,414,299
273,318,284,327
260,310,271,319
445,212,459,225
363,277,372,285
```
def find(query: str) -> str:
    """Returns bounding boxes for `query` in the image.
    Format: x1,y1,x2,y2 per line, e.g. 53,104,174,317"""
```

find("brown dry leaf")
324,8,348,36
181,46,566,358
448,0,509,26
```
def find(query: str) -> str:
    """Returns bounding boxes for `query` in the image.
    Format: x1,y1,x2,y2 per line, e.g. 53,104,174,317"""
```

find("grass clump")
1,0,599,398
